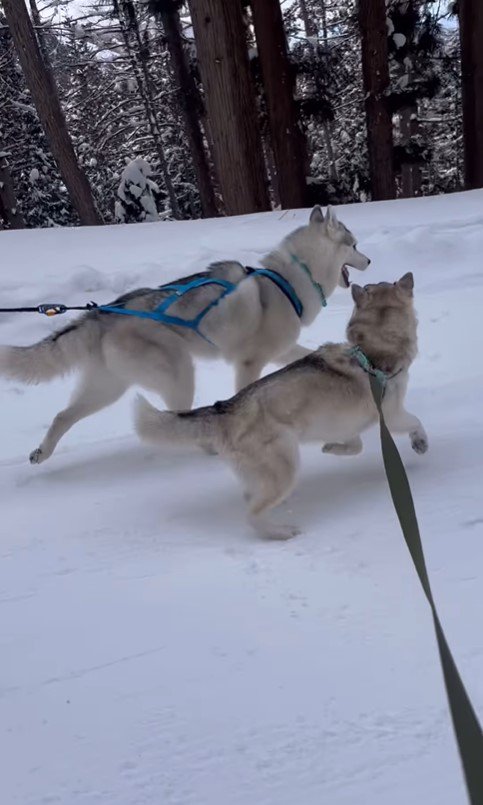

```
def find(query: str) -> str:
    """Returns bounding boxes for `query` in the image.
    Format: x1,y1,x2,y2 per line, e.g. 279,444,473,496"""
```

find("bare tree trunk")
250,0,308,208
159,2,218,217
28,0,50,65
358,0,396,200
1,0,101,225
459,0,483,189
188,0,269,215
299,0,316,37
0,151,25,229
400,103,422,197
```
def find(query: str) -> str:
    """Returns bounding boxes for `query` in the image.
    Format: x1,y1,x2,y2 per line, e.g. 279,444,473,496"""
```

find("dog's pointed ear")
351,284,365,304
325,205,339,229
397,272,414,294
309,205,324,225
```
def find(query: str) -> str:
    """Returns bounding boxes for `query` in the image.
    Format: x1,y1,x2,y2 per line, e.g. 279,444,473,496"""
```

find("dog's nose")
367,258,371,265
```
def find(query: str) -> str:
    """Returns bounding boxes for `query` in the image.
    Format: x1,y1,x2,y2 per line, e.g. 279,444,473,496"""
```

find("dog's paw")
410,431,428,455
322,438,362,457
322,442,349,456
29,447,46,465
263,523,301,541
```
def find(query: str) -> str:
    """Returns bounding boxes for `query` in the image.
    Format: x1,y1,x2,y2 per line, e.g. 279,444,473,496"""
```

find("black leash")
0,302,99,317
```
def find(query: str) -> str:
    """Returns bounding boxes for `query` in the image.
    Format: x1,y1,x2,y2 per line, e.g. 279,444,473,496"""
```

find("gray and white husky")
135,273,428,540
0,205,369,464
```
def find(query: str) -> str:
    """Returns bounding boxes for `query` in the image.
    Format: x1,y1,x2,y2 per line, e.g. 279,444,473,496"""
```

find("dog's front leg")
384,407,428,455
234,359,264,391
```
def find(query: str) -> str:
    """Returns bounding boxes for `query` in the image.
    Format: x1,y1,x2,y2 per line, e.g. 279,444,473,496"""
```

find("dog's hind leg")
234,433,301,540
105,335,195,411
29,368,127,464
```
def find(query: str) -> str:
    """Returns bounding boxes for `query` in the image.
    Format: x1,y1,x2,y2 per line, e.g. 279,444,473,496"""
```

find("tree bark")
2,0,101,225
299,0,317,38
160,3,218,217
358,0,396,200
400,103,422,197
458,0,483,189
188,0,269,215
0,151,25,229
250,0,308,208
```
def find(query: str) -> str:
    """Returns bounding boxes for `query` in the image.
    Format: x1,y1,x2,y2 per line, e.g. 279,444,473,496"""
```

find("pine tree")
0,11,74,227
386,1,443,197
115,157,161,223
2,0,101,225
0,148,25,229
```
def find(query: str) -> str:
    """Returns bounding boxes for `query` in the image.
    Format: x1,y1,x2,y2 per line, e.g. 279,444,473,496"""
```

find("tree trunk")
160,3,218,217
299,0,316,38
0,151,25,229
400,103,422,197
250,0,308,209
358,0,396,200
2,0,101,225
188,0,269,215
28,0,50,65
458,0,483,189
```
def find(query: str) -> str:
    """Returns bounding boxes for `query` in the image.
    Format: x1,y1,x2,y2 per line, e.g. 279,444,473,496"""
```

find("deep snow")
1,191,482,805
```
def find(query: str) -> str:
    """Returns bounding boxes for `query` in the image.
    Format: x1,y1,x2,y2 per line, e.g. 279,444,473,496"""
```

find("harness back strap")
97,269,304,339
98,277,236,336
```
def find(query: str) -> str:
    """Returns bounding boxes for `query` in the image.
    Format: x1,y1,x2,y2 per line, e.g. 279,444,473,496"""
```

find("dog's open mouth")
341,265,350,288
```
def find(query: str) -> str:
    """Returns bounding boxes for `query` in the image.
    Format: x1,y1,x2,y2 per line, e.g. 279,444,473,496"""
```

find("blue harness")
97,267,305,341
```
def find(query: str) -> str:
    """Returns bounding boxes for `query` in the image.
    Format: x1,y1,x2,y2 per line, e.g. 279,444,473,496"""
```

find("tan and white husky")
135,273,428,540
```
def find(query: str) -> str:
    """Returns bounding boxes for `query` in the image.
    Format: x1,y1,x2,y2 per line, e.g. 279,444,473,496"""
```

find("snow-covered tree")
115,157,161,222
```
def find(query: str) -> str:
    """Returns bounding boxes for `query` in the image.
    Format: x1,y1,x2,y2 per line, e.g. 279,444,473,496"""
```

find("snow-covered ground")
1,192,482,805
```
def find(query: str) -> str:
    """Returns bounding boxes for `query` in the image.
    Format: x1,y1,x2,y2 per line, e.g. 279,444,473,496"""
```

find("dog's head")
309,205,371,289
347,272,417,367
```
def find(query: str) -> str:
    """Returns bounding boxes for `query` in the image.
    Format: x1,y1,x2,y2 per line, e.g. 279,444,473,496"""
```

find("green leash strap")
369,374,483,804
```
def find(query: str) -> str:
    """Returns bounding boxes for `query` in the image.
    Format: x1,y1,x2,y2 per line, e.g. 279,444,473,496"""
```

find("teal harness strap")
244,267,303,317
348,345,390,390
97,269,305,341
98,277,236,343
348,346,403,402
290,254,327,307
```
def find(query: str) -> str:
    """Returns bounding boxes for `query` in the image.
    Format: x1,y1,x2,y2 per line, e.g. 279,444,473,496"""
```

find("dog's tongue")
341,266,350,288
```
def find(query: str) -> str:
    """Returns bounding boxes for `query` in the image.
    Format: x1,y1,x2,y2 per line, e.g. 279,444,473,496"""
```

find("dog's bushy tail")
0,317,96,384
134,395,223,450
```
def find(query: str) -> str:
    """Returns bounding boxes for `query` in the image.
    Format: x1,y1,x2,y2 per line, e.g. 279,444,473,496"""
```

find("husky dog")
135,272,428,540
0,205,369,464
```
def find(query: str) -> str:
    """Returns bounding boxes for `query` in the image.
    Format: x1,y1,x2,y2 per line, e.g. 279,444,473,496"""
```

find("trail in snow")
1,191,482,805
